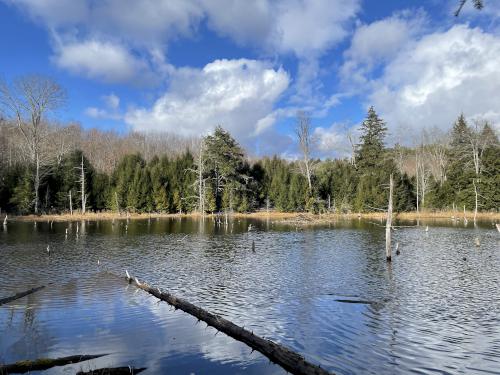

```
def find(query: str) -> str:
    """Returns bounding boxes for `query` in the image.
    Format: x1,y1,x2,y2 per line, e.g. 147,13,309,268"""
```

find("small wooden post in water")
386,174,393,262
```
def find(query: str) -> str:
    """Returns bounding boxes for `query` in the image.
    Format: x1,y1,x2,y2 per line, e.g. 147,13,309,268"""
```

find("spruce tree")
356,106,388,171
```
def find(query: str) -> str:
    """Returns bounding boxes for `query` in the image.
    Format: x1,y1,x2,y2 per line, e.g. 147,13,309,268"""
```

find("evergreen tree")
10,167,33,214
204,126,245,211
356,107,388,171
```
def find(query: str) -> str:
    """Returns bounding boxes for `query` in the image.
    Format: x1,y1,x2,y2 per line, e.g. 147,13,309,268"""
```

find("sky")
1,0,499,157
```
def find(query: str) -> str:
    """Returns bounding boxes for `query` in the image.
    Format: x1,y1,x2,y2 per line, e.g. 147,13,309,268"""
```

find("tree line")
0,75,498,215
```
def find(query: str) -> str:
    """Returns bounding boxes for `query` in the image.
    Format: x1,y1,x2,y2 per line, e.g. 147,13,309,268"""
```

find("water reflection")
1,218,499,374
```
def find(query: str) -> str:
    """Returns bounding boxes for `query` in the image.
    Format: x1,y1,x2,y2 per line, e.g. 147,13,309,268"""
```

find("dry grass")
9,209,499,223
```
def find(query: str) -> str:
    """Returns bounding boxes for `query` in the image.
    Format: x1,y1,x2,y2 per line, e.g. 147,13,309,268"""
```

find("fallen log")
125,273,332,375
0,286,45,306
77,366,146,375
0,354,107,374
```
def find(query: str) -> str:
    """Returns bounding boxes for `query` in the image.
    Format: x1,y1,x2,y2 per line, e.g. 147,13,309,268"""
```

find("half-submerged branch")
0,286,45,306
125,273,332,375
0,354,107,374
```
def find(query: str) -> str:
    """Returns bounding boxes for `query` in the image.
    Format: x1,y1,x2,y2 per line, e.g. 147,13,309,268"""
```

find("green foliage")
203,126,245,212
356,107,388,171
9,167,34,214
1,115,498,216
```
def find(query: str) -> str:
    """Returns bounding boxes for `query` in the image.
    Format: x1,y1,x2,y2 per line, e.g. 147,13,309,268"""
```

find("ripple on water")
1,218,499,374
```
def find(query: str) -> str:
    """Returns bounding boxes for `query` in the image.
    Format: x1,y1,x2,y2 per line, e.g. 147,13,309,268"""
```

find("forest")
0,76,498,216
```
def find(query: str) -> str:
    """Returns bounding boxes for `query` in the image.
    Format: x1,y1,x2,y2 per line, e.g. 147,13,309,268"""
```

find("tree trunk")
415,153,419,214
34,153,40,214
386,174,393,262
0,354,106,373
80,155,86,215
125,274,332,375
473,179,478,224
69,190,73,215
0,285,45,305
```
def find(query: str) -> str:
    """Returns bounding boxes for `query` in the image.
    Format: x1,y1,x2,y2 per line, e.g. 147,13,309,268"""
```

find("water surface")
1,218,499,374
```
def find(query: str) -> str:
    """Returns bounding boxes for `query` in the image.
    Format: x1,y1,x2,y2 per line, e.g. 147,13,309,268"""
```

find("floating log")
125,274,332,375
76,366,146,375
0,354,107,374
0,286,45,306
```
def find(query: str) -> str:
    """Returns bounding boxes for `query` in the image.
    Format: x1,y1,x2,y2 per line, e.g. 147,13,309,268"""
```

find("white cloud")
368,24,500,138
201,0,359,57
341,10,427,88
313,123,355,158
201,0,274,46
85,93,122,120
274,0,359,57
6,0,359,86
125,59,289,141
102,93,120,109
52,39,154,84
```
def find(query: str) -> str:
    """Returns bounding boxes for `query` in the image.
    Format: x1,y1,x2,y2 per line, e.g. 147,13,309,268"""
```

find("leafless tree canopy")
295,111,316,192
0,75,66,213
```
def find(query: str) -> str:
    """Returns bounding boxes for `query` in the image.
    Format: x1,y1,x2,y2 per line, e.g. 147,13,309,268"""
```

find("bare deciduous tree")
0,75,66,213
76,155,88,214
423,128,449,186
296,111,315,193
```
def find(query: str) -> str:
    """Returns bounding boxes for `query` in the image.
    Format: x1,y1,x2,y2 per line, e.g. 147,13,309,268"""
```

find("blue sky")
1,0,499,156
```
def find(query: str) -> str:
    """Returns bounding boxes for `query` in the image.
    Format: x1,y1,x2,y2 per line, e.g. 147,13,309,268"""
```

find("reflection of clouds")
2,220,500,374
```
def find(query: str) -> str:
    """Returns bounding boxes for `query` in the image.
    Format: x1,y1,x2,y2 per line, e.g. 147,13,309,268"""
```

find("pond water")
1,217,499,374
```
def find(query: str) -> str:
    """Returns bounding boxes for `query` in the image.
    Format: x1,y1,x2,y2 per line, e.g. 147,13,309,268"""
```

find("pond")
1,217,499,374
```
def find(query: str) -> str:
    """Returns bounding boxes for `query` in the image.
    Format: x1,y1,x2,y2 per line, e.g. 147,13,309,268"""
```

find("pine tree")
204,184,216,213
355,107,393,211
204,126,244,211
356,106,388,171
10,168,33,214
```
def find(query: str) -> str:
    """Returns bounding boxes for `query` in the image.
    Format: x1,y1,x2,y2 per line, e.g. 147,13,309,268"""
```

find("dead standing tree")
75,154,88,214
386,174,394,262
296,111,316,194
185,139,208,215
0,75,65,214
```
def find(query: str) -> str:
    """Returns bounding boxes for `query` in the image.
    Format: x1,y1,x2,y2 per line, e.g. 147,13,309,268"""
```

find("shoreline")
6,210,499,223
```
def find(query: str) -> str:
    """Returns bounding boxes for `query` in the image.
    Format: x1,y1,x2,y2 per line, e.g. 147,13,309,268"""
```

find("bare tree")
76,155,88,214
465,120,496,176
186,139,208,215
295,111,315,193
416,144,432,209
346,130,357,167
0,75,66,213
423,128,449,186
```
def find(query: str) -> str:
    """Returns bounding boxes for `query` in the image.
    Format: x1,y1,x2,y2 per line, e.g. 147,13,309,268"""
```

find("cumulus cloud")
124,59,289,141
368,24,500,138
6,0,359,85
273,0,359,57
341,10,427,89
52,39,154,84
